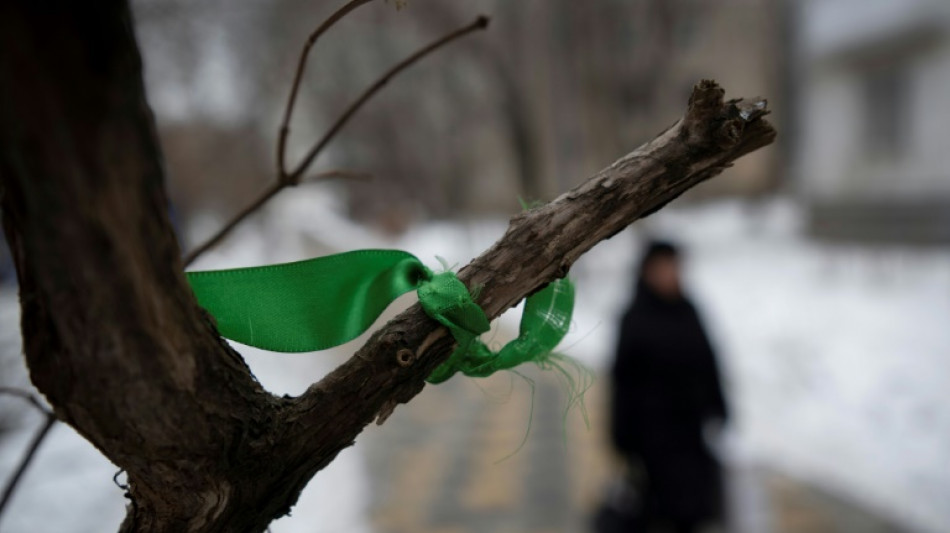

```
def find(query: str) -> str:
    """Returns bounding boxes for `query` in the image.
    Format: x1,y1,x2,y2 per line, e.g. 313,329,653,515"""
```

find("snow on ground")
2,192,949,532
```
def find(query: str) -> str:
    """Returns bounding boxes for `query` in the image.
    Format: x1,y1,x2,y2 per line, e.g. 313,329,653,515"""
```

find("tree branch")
0,387,56,525
0,2,774,529
277,0,379,178
0,387,52,416
0,412,56,520
305,169,373,182
183,15,489,267
183,181,284,266
286,15,490,182
273,80,776,485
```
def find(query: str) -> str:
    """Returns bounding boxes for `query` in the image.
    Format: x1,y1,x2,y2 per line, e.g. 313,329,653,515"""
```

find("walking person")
608,240,729,533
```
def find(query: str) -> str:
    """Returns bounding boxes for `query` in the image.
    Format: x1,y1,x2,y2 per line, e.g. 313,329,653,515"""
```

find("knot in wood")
395,348,415,367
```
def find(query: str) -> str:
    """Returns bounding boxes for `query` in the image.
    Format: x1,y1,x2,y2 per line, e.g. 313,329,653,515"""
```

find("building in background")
794,0,950,243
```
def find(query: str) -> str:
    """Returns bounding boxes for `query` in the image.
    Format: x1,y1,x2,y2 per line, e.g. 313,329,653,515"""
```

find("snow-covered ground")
2,193,949,532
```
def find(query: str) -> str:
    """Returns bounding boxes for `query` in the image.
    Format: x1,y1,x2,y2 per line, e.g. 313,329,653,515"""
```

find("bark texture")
0,1,775,531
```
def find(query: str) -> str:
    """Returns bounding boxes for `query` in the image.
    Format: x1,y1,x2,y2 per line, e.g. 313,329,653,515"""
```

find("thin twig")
190,0,378,268
287,15,490,182
0,387,51,415
0,412,56,520
183,181,283,267
306,169,373,182
0,387,56,523
277,0,379,178
183,15,489,267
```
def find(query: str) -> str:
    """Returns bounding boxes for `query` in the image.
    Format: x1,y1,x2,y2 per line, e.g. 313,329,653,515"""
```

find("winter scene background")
2,0,949,532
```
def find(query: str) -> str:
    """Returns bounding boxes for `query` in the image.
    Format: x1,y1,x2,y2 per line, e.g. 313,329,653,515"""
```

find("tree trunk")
0,1,775,531
0,2,290,531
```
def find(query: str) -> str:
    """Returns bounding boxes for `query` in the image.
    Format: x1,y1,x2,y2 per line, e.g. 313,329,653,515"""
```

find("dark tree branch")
0,387,52,416
272,82,776,481
0,389,56,526
305,169,373,182
182,181,284,266
0,412,56,520
277,0,378,178
0,387,56,524
183,15,489,267
286,15,490,182
181,170,371,267
0,1,774,531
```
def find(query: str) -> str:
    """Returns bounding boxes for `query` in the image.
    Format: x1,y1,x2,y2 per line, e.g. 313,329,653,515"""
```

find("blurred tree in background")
134,0,783,238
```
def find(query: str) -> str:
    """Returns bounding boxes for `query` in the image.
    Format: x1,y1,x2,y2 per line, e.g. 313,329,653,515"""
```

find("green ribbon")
186,249,574,383
187,250,428,352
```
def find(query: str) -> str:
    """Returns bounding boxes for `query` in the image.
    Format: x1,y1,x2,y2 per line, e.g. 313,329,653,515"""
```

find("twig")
0,388,56,522
306,169,373,182
183,15,489,267
287,15,489,182
183,181,284,266
0,387,51,415
0,410,56,521
277,0,379,178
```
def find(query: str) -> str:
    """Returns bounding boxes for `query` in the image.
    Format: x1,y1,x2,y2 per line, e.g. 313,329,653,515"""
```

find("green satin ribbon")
186,249,574,383
187,250,428,352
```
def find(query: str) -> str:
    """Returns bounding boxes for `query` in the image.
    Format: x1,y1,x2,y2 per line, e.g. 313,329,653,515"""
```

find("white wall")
796,0,950,200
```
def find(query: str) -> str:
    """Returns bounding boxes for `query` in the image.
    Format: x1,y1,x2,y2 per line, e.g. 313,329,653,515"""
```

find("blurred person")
606,240,729,533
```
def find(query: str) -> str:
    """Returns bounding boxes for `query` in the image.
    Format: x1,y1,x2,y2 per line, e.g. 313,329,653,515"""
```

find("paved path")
365,368,607,533
364,368,909,533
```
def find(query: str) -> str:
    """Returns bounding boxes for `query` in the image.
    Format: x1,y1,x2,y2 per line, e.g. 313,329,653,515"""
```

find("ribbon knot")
417,271,491,383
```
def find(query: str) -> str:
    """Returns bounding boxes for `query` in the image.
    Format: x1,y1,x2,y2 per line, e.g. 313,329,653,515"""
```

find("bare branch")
0,388,57,525
277,0,379,178
0,412,56,521
286,15,489,183
184,15,489,267
278,81,777,483
182,181,283,267
306,169,373,182
0,387,52,416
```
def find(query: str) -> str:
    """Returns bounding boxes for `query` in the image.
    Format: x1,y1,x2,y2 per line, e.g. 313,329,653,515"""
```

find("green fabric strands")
186,249,576,385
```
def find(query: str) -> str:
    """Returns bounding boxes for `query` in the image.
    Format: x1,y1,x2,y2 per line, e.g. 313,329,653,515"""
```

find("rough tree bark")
0,1,775,531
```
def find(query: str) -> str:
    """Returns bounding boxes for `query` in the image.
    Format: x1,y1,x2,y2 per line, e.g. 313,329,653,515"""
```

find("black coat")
610,281,728,525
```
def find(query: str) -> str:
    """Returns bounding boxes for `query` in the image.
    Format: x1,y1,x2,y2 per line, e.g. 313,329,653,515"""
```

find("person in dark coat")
609,240,729,533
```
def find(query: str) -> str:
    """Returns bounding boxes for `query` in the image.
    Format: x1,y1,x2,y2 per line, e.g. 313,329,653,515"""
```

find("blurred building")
794,0,950,244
